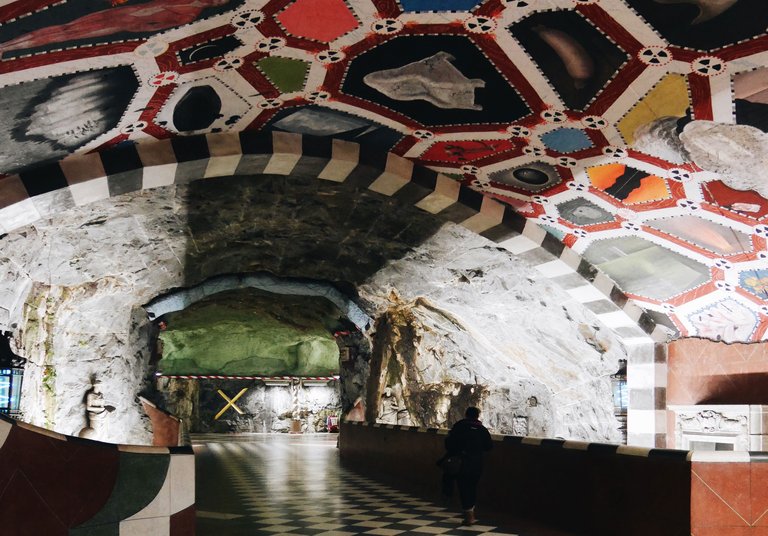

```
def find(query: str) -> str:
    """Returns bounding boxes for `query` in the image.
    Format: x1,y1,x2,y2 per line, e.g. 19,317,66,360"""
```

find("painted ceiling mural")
0,0,767,342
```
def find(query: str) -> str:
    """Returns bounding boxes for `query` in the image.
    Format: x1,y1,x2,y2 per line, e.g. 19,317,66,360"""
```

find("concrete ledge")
340,421,691,536
689,451,751,463
342,421,768,534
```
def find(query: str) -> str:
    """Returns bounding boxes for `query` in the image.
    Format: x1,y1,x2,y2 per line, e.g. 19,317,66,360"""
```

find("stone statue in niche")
363,52,485,110
78,379,115,439
378,384,408,425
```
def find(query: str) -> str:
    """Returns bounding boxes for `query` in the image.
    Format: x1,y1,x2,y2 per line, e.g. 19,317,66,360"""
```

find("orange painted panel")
623,174,668,203
277,0,359,42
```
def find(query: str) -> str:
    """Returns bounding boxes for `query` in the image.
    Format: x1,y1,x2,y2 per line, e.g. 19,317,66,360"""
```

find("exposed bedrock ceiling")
0,0,766,341
0,174,628,443
179,173,445,284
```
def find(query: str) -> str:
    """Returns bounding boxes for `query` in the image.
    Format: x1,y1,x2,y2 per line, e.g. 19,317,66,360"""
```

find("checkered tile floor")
192,434,519,536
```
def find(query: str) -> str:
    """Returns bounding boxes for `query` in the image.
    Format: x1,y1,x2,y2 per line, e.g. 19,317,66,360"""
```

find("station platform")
192,433,573,536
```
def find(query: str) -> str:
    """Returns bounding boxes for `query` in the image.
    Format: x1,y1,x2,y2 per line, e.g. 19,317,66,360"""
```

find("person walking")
444,406,493,525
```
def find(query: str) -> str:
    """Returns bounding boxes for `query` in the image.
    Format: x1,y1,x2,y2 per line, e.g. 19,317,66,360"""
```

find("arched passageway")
0,132,664,449
1,2,767,534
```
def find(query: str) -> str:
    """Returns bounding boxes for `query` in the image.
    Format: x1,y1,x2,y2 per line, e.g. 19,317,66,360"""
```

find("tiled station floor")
193,433,529,536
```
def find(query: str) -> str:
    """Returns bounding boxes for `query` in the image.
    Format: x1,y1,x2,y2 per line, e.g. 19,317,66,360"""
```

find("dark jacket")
445,418,493,474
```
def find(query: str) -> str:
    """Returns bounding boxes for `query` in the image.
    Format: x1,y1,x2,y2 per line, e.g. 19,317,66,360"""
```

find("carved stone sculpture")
78,379,115,439
678,409,747,434
671,405,752,451
378,384,408,425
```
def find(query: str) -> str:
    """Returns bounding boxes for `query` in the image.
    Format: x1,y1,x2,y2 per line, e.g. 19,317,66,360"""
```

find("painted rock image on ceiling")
0,0,765,342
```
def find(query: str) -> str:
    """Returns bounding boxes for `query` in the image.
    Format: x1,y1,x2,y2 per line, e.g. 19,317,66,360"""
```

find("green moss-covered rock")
158,289,341,375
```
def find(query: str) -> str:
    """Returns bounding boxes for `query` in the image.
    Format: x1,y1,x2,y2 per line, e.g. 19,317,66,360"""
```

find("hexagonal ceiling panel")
0,0,766,341
276,0,359,43
399,0,484,12
625,0,768,51
342,35,531,126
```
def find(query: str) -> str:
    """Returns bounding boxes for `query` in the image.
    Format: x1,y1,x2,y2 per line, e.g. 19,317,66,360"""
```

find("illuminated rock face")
158,290,341,376
358,224,626,442
0,174,624,444
680,120,768,198
156,377,341,434
0,176,442,444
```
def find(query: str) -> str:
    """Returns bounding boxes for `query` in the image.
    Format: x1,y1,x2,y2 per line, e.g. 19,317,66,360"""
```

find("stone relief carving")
673,407,752,451
512,416,529,436
678,409,748,434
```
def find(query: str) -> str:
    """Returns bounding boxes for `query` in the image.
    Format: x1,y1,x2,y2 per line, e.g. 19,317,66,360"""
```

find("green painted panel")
69,523,119,536
257,57,309,93
74,453,170,528
158,290,341,376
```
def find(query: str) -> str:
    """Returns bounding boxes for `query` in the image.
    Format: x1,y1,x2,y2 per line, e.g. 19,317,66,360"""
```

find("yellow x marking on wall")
214,388,248,420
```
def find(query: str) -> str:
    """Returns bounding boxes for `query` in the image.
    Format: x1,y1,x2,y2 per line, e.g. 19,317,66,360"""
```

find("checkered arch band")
0,131,663,345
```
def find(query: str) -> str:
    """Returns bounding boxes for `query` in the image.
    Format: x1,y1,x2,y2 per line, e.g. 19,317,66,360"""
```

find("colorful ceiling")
0,0,767,342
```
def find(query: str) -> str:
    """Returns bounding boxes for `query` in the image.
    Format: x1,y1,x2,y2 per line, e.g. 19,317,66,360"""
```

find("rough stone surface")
158,289,341,376
0,175,444,443
633,116,690,164
157,377,340,434
357,224,626,442
0,174,626,444
146,273,372,330
180,174,444,286
681,120,768,198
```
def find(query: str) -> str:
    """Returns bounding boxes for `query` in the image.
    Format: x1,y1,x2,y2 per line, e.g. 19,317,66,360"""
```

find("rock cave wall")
0,193,189,443
0,174,445,443
356,224,628,442
156,377,340,434
0,174,633,444
157,289,342,376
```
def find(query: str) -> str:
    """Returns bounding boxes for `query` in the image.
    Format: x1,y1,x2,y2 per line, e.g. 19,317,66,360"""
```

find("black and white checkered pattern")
193,433,519,536
0,132,666,342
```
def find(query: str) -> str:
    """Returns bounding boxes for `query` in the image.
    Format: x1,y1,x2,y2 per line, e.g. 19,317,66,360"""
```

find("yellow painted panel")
618,74,689,145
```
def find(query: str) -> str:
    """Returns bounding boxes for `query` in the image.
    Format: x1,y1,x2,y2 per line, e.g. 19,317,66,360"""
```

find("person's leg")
441,471,454,498
457,473,480,524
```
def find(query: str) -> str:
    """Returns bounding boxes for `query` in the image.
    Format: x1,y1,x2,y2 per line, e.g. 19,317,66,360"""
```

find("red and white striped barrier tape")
155,374,339,381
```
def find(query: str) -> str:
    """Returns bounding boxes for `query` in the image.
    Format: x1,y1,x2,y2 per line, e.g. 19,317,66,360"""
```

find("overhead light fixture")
302,379,331,387
611,359,628,444
264,380,291,387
